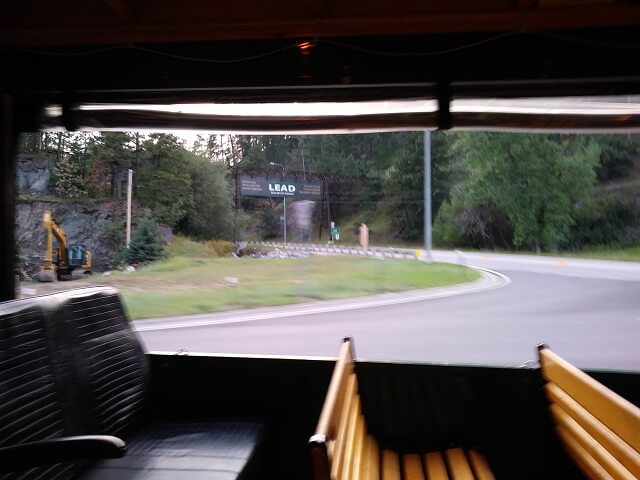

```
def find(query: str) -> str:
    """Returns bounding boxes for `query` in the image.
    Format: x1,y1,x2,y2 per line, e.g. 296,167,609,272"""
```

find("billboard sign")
240,176,322,200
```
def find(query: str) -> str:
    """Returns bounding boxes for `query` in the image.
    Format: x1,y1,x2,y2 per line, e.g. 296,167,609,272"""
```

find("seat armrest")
0,435,126,473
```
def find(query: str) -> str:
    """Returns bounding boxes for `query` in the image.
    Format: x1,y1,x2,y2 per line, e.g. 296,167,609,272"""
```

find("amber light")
298,41,314,55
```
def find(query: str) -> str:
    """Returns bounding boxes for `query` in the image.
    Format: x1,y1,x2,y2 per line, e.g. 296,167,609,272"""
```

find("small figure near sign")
329,222,340,243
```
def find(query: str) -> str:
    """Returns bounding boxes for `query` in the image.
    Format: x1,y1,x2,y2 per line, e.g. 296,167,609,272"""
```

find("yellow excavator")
35,210,92,282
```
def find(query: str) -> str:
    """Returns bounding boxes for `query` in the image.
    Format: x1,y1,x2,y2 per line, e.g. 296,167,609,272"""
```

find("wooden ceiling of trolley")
1,0,640,46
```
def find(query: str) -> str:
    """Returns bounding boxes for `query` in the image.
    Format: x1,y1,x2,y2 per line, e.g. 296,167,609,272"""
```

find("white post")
126,169,133,247
283,195,287,245
423,131,432,260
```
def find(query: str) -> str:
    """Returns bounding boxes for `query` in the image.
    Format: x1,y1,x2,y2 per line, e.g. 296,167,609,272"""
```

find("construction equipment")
35,210,92,282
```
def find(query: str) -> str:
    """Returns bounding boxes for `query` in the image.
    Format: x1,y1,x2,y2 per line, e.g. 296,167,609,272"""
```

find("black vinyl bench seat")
0,287,264,480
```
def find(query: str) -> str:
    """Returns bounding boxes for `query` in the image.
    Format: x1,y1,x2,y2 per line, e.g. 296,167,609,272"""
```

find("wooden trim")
468,450,496,480
101,0,134,22
340,397,361,480
351,413,365,480
550,404,635,480
546,383,640,478
540,348,640,452
403,454,426,480
424,451,449,480
446,448,475,480
3,5,640,47
364,435,380,480
331,374,357,480
557,425,616,480
314,340,354,439
382,450,401,480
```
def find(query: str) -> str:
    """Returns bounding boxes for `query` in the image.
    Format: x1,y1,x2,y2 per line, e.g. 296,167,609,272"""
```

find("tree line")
18,130,640,252
19,132,234,243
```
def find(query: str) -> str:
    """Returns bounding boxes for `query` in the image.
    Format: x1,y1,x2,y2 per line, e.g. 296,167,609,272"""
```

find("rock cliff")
16,199,125,275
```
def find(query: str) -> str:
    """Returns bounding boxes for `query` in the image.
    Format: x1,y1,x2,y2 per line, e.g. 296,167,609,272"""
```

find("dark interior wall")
0,96,17,301
148,353,640,480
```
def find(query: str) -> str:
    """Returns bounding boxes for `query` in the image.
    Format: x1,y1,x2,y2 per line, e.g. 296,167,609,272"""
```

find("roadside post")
359,223,369,250
424,130,432,261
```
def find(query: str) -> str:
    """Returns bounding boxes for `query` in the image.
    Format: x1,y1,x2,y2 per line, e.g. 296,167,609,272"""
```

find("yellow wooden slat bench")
309,338,496,480
539,345,640,480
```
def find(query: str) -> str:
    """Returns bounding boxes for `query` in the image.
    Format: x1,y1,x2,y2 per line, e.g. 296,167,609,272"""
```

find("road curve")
137,252,640,371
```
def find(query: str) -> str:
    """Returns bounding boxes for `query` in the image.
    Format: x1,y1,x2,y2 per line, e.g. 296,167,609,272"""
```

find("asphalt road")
136,252,640,371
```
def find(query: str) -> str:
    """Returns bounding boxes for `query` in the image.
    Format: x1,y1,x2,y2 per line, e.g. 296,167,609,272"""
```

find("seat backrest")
538,345,640,480
0,297,83,480
57,287,149,438
310,338,379,480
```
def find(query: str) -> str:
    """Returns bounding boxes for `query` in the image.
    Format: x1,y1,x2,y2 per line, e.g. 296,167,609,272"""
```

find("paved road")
137,252,640,370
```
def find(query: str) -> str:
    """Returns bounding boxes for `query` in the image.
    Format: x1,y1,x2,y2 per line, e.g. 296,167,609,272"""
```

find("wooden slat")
557,425,616,480
540,348,640,452
382,450,401,480
403,454,426,480
350,413,366,480
340,394,362,480
550,404,635,480
357,428,369,480
424,451,449,480
315,340,354,439
468,450,496,480
547,383,640,478
331,373,357,480
446,448,474,480
365,435,380,480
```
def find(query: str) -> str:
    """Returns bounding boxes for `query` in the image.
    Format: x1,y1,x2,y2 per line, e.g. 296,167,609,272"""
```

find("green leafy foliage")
53,155,85,198
257,201,281,240
180,154,233,239
19,130,640,254
123,215,165,264
439,134,601,251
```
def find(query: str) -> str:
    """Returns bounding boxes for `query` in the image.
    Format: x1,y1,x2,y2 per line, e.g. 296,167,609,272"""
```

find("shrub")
206,240,233,257
123,215,165,264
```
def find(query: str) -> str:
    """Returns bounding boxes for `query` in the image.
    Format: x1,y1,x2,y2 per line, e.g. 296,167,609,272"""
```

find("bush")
123,215,165,264
205,240,233,257
570,196,637,248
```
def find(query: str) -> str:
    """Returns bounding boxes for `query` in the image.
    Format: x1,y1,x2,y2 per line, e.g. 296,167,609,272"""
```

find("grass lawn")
110,256,479,319
553,245,640,262
456,245,640,262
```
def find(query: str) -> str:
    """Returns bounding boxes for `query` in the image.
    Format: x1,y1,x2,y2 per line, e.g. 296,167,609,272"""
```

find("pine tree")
123,215,165,264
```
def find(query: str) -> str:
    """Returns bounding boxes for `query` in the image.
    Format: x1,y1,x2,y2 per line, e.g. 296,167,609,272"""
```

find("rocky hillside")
16,153,53,195
16,199,126,275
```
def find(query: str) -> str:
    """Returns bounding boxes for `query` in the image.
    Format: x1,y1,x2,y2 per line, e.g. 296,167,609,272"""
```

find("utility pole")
423,130,432,259
269,162,287,244
300,138,306,180
126,169,133,248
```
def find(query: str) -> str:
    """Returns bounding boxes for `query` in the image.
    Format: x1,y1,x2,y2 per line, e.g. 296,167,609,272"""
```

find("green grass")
554,245,640,262
452,245,640,262
166,236,214,258
114,256,479,319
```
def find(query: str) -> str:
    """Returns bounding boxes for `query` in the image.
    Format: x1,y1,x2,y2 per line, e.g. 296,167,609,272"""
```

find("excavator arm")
43,211,68,268
38,211,92,282
38,211,69,281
